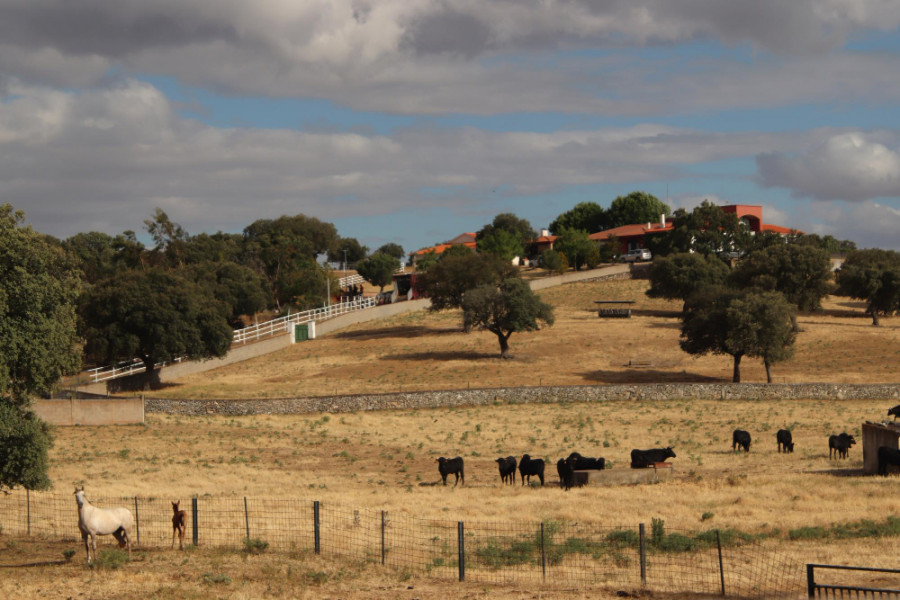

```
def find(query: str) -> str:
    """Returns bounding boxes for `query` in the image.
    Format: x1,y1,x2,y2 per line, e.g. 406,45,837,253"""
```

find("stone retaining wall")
145,383,900,416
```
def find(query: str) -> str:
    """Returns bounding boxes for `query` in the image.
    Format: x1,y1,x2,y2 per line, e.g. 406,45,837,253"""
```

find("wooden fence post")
26,489,31,536
716,529,725,596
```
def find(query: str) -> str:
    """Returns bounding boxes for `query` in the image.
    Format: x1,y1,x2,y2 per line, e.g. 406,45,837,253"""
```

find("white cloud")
800,200,900,249
2,79,806,240
757,132,900,201
0,1,898,115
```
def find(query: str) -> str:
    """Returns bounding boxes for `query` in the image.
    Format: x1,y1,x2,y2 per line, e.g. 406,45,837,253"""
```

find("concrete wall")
33,397,144,425
145,382,900,417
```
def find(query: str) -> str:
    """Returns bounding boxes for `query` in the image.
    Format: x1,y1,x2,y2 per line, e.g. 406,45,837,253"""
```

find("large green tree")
607,191,671,228
461,278,554,358
729,243,833,311
549,202,608,235
476,228,523,262
185,261,270,327
418,252,517,311
725,291,797,383
80,269,233,388
552,227,594,271
647,201,746,258
646,253,730,306
356,252,401,292
835,249,900,326
328,237,369,266
375,243,406,261
680,286,745,382
0,204,81,490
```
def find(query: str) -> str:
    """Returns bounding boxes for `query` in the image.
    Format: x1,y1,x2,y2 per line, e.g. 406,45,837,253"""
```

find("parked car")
622,248,652,262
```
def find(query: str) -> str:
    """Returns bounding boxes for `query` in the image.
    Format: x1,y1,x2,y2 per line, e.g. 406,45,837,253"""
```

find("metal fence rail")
807,564,900,598
0,490,805,598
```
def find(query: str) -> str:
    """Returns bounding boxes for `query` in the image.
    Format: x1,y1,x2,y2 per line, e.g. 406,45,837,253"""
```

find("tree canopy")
461,278,554,358
729,242,833,312
375,243,406,261
80,269,233,387
646,253,730,305
680,286,797,383
835,249,900,326
476,228,523,262
0,204,81,491
552,227,595,271
328,237,368,265
418,252,517,311
356,252,400,292
549,202,608,235
646,201,746,258
607,191,670,229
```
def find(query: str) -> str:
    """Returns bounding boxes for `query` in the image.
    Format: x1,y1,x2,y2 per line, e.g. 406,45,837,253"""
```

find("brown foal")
171,500,187,549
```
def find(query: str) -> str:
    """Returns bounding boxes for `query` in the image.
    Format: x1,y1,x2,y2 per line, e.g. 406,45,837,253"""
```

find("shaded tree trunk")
764,359,772,384
493,329,514,359
869,304,880,326
732,353,742,383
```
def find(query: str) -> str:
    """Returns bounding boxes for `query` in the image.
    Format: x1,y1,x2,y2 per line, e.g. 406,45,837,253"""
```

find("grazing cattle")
495,456,517,485
828,433,856,460
171,500,187,550
567,452,606,470
630,447,676,468
732,429,752,453
557,458,575,491
436,456,464,486
877,446,900,475
776,429,794,453
519,454,545,486
889,405,900,420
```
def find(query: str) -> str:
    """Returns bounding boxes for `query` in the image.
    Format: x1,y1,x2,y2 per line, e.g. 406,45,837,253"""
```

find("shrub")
90,548,130,570
242,537,269,554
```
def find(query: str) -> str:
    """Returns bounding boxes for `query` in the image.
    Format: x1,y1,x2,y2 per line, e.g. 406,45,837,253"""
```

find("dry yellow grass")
149,279,900,400
7,277,900,599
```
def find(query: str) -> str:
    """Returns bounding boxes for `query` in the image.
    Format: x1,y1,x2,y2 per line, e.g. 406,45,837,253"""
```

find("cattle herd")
434,404,900,488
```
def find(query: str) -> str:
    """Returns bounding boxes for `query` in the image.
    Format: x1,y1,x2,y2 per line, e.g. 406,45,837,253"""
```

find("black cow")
567,452,606,470
556,458,575,491
776,429,794,453
732,429,752,452
436,456,464,486
828,433,856,459
519,454,545,486
630,447,676,468
889,405,900,420
495,456,517,485
877,446,900,475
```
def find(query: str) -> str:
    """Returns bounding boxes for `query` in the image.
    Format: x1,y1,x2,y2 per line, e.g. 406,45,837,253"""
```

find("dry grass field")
149,279,900,399
5,277,900,599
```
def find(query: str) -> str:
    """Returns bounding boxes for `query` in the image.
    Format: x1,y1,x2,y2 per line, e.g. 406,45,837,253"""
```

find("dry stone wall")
145,383,900,416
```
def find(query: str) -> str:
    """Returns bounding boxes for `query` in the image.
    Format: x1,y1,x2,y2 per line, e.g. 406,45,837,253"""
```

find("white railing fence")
87,297,376,383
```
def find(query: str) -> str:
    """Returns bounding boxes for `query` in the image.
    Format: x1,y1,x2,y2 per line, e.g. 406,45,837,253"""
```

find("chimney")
646,222,652,230
540,228,549,237
660,213,666,227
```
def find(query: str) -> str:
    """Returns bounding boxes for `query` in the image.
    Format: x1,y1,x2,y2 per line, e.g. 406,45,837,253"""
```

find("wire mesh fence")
0,490,804,598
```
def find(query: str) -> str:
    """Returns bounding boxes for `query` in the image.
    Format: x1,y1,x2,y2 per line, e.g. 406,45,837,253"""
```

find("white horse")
74,487,133,563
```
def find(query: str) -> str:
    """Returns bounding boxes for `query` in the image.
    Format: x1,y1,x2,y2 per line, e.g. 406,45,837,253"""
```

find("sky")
2,1,900,255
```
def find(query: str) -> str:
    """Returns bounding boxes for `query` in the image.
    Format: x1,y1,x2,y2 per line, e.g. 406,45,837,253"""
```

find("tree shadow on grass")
385,351,501,361
579,369,726,384
805,467,866,478
333,325,460,341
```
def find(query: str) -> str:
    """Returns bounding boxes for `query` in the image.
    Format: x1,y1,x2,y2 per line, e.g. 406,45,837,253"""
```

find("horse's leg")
172,522,176,548
90,533,97,563
82,531,91,563
179,523,185,550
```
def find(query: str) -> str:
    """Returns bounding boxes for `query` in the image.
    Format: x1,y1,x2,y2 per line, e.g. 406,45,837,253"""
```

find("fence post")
26,489,31,536
457,521,465,582
381,511,386,565
806,564,816,599
540,522,546,583
244,497,250,540
639,523,646,586
314,501,321,554
134,497,140,546
716,529,725,596
191,497,199,546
